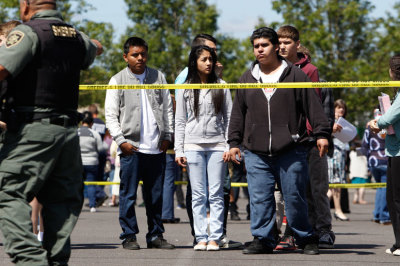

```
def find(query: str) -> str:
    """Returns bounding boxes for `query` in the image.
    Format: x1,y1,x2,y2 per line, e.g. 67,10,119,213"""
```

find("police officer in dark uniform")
0,0,102,265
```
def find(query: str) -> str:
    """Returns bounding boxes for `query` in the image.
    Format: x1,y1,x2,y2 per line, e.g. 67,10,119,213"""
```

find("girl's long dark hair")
185,45,224,117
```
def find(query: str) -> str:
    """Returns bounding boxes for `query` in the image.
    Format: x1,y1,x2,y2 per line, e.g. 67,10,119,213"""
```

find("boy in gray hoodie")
105,37,174,250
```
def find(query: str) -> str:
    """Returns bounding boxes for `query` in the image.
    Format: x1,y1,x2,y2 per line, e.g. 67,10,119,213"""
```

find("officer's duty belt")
18,113,78,127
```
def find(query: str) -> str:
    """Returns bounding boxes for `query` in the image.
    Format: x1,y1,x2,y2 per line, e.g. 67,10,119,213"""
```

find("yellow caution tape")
329,183,386,189
84,181,386,188
79,81,399,90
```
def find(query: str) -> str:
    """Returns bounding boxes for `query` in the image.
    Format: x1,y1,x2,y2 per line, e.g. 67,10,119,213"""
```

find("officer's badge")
5,31,24,48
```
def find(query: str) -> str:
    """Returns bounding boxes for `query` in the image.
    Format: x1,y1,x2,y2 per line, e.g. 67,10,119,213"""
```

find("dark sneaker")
122,237,140,250
243,238,273,254
147,236,175,249
219,235,242,249
95,195,109,208
318,231,335,249
231,212,241,221
275,235,296,251
303,243,319,255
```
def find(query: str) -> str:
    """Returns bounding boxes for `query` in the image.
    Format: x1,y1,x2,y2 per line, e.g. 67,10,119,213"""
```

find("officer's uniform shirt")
0,10,97,85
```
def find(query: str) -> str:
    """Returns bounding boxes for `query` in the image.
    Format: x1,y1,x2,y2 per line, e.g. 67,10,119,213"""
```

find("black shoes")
95,195,109,208
231,212,241,221
147,236,175,249
123,236,175,250
318,231,335,249
302,242,319,255
122,237,140,250
298,234,320,255
161,218,180,224
243,238,273,254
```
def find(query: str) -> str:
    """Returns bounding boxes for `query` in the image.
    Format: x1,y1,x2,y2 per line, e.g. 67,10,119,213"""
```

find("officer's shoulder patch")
5,31,25,48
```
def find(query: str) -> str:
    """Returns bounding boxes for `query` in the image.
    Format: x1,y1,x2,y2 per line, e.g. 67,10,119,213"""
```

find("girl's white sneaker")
194,242,207,251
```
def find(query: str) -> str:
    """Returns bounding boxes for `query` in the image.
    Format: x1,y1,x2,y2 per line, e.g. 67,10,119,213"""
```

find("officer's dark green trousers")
0,120,83,266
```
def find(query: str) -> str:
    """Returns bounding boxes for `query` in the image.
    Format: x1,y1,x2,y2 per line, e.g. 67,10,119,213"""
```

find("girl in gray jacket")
175,45,232,251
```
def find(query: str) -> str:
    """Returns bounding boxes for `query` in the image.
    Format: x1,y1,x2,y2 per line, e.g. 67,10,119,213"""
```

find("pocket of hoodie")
245,124,269,152
270,124,295,152
205,117,223,136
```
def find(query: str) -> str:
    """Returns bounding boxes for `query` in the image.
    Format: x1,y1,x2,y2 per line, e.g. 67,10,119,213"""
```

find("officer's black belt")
18,113,78,127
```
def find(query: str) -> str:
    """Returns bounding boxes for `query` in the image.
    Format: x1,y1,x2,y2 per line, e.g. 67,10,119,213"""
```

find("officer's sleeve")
79,31,98,70
0,25,38,77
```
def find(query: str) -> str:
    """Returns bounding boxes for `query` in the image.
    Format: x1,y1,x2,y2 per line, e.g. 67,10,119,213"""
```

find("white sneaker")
194,242,207,251
37,231,44,242
386,247,400,255
206,242,220,251
90,207,97,213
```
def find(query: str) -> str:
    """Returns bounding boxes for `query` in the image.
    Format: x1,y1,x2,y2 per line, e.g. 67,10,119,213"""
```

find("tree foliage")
271,0,400,126
122,0,219,83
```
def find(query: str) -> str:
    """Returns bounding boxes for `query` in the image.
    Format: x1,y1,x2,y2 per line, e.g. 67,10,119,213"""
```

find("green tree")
0,0,93,23
122,0,219,83
217,35,253,83
271,0,383,125
0,0,119,108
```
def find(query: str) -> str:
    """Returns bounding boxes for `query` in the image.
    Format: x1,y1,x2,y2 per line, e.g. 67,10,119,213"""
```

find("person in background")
277,25,335,250
175,45,232,251
78,111,105,213
88,103,109,207
327,99,350,221
162,94,181,223
349,141,369,204
368,54,400,256
109,140,120,207
103,129,116,206
362,108,390,225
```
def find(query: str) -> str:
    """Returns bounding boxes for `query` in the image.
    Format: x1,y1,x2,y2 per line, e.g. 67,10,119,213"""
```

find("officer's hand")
0,121,7,130
317,138,329,157
120,142,138,156
159,140,170,153
229,148,241,165
175,156,187,167
91,39,103,56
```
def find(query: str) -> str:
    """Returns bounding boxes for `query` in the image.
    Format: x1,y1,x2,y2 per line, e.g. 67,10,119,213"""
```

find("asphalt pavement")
1,188,399,265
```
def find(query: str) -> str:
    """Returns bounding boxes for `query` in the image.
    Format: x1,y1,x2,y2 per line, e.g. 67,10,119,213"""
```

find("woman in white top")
175,45,232,251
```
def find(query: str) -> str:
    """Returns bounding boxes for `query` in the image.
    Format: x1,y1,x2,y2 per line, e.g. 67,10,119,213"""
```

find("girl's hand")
368,119,380,133
332,123,342,133
175,156,187,167
223,151,231,162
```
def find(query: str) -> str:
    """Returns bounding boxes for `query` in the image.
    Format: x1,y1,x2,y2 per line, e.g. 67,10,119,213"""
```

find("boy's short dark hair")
277,25,300,42
123,37,148,54
250,27,279,46
191,33,217,48
0,20,21,36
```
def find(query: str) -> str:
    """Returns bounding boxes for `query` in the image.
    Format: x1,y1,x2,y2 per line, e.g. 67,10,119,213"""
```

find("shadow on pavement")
71,243,119,250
